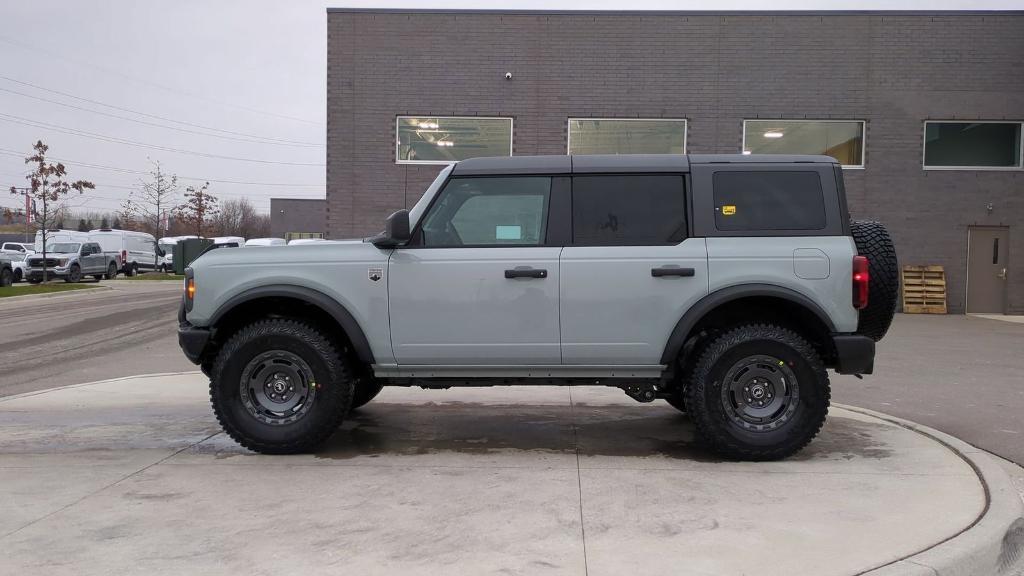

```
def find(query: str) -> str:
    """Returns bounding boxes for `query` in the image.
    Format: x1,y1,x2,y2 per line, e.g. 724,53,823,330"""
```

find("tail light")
121,249,127,265
852,255,869,310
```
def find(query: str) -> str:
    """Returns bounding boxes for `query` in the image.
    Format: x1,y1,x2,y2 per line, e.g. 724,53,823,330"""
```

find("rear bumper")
178,322,211,365
832,334,875,375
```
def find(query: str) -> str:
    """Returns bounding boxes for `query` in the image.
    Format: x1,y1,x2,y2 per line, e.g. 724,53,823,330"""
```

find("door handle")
998,268,1007,280
651,266,695,278
505,267,547,279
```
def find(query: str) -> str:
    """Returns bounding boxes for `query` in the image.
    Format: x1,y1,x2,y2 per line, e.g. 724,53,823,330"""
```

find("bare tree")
176,182,218,237
210,197,269,238
120,160,178,236
9,141,94,282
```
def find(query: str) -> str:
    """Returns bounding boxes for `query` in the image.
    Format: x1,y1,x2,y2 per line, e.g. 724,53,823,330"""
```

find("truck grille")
27,258,60,268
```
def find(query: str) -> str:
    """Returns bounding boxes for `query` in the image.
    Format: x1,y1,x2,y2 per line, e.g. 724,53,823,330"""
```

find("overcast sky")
1,1,1018,215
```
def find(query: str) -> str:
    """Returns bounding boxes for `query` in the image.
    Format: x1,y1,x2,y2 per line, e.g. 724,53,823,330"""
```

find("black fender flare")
209,285,376,365
660,284,837,364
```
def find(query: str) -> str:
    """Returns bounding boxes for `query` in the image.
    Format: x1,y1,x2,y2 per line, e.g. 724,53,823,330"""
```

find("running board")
372,364,666,379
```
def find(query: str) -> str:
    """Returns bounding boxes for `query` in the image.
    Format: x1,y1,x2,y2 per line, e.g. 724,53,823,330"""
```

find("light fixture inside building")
418,121,439,129
742,150,751,155
436,141,454,147
763,131,784,138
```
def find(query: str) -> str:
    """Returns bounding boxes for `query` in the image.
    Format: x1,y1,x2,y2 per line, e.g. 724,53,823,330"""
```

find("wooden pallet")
901,265,947,314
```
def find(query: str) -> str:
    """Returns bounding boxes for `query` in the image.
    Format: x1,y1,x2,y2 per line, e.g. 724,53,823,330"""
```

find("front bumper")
178,322,211,365
26,266,69,280
832,334,875,375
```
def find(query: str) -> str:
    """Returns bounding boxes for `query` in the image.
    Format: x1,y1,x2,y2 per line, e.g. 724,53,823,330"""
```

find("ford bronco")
179,154,898,460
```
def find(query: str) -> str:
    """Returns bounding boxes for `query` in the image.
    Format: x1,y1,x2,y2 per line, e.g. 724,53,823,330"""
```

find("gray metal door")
967,227,1009,314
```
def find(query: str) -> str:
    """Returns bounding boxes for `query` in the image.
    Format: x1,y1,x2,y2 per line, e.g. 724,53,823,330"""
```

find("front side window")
568,119,687,155
396,117,513,164
419,177,550,247
924,122,1022,169
743,120,865,168
572,175,686,246
713,171,826,232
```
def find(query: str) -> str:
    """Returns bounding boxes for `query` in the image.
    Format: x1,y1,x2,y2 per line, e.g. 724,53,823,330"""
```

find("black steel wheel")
65,264,82,283
210,318,354,454
685,324,829,461
13,268,22,283
105,262,117,280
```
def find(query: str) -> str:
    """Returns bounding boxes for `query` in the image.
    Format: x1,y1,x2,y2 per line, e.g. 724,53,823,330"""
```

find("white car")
89,229,159,276
9,253,29,282
1,242,34,256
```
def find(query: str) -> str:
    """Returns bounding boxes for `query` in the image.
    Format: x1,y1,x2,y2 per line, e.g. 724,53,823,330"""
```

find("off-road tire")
684,324,830,461
664,393,687,414
105,262,118,280
210,318,354,454
851,220,898,342
350,379,385,410
0,268,12,287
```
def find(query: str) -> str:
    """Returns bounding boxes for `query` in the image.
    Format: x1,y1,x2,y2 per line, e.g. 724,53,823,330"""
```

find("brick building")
270,198,327,241
326,9,1023,313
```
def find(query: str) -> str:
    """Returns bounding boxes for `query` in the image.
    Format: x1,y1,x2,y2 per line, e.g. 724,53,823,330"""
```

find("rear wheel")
210,318,354,454
851,220,898,342
105,262,118,280
684,324,829,461
0,268,12,287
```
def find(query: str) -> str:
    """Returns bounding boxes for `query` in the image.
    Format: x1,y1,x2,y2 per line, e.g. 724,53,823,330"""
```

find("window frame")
741,119,866,170
569,173,689,247
395,115,514,165
406,174,562,249
566,118,688,156
921,120,1024,171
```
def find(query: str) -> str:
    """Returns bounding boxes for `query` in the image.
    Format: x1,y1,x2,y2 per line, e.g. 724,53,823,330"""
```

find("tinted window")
420,177,550,247
924,122,1022,168
713,171,826,231
572,175,685,245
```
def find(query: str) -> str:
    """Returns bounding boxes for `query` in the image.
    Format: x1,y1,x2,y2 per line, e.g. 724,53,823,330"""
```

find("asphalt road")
0,280,193,398
1,284,1022,465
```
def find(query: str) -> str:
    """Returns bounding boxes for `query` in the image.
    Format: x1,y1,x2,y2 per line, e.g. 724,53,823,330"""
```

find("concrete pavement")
2,373,1021,576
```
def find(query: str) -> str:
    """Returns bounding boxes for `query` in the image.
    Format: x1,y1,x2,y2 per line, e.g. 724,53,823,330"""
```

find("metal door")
967,227,1009,313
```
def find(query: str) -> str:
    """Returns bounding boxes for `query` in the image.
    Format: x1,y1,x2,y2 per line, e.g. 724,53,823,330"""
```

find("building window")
568,119,687,155
396,116,513,164
743,120,865,168
923,121,1023,169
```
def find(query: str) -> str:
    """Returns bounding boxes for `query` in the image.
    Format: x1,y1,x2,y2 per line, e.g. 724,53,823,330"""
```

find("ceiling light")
436,141,454,147
742,150,751,155
419,122,439,129
763,131,784,139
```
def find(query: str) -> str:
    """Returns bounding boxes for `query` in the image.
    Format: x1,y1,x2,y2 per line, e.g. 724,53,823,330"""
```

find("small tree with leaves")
176,182,218,237
9,141,94,282
120,160,178,237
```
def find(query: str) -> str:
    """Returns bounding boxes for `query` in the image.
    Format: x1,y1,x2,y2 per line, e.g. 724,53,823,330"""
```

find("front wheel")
65,264,82,283
210,318,354,454
684,324,829,461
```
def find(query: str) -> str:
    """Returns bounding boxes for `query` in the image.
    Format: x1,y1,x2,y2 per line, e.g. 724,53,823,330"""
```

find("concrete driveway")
2,373,1013,576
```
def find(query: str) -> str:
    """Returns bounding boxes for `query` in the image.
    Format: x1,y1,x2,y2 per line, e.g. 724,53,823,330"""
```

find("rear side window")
713,171,826,231
572,175,686,245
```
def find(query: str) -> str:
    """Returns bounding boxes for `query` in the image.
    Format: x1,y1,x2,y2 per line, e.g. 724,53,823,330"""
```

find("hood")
190,239,387,270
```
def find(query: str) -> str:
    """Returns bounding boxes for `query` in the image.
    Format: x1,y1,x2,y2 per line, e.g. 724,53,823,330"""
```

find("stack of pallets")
901,265,947,314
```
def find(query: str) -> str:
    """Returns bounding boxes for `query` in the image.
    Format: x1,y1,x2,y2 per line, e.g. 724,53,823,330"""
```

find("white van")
157,236,198,272
33,229,90,252
89,229,158,276
210,236,245,248
244,238,286,247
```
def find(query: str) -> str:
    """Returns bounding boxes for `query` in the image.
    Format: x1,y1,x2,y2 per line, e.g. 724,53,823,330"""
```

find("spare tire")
851,220,898,342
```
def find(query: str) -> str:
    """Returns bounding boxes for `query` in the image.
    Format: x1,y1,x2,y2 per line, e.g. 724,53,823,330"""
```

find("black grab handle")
651,266,695,278
505,268,548,279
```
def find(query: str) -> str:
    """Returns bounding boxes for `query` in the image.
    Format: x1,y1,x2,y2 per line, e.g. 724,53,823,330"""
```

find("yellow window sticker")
722,205,736,215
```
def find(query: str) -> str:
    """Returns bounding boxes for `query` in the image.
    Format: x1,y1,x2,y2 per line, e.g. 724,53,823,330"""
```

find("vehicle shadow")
312,402,893,463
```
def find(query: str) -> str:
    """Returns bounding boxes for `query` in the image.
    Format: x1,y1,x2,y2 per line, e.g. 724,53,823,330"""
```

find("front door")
388,175,562,365
559,174,708,365
967,227,1010,313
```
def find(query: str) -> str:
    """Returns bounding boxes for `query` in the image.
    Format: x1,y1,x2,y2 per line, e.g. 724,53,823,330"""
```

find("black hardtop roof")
451,154,838,175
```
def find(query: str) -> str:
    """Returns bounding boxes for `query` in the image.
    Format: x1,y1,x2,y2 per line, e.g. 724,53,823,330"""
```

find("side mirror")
370,209,411,248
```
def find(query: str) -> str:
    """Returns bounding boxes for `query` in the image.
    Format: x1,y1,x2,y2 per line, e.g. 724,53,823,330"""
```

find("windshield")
159,243,174,253
408,164,454,229
47,243,81,253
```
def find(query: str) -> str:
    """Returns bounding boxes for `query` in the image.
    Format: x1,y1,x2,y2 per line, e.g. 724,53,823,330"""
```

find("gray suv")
179,154,898,460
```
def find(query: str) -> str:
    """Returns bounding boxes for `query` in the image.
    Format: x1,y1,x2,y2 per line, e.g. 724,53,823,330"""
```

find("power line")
0,149,325,188
0,113,326,167
0,85,324,148
0,37,323,126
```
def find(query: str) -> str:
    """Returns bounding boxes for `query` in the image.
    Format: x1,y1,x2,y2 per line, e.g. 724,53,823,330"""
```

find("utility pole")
11,187,31,243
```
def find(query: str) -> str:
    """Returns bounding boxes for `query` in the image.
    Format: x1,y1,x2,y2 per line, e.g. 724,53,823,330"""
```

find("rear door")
559,174,708,365
388,175,564,365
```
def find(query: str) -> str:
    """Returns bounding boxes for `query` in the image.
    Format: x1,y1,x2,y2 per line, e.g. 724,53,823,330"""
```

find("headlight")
58,258,69,266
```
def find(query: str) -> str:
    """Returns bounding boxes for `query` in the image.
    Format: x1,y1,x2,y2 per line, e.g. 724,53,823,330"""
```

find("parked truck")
25,241,119,283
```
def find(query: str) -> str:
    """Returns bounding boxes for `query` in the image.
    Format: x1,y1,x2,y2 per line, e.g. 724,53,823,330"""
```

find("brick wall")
270,198,327,239
327,10,1024,313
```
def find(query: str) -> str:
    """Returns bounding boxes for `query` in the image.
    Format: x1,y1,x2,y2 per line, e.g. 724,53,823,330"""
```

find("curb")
0,371,203,403
839,404,1024,576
